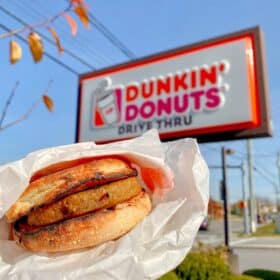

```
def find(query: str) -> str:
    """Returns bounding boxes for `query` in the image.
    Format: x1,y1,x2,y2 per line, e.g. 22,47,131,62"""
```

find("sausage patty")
27,176,142,226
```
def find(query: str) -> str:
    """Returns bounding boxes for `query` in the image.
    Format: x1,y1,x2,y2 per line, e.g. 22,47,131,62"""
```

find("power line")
9,0,116,66
12,0,136,66
251,154,275,158
253,165,278,191
1,1,138,73
254,159,276,178
203,145,245,163
0,5,96,70
0,22,79,75
205,144,278,186
206,145,278,187
88,12,136,60
230,147,277,158
204,145,277,159
67,0,137,60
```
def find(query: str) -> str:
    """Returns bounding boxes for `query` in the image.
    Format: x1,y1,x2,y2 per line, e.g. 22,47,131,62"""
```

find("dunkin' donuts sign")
77,27,271,143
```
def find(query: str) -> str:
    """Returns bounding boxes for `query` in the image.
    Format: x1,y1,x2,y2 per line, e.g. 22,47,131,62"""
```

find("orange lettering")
141,81,154,99
157,76,171,96
126,85,139,102
174,72,188,92
200,66,217,86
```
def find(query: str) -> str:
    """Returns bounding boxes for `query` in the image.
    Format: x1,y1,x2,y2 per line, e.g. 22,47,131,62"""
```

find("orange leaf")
71,0,89,10
42,95,54,112
63,13,78,36
74,5,89,29
71,0,84,4
28,32,43,62
48,27,63,55
9,40,22,64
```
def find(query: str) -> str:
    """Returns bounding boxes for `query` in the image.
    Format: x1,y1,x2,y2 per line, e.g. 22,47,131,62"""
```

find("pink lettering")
125,105,138,121
157,97,172,116
140,101,156,119
205,88,221,109
190,90,204,111
174,94,189,113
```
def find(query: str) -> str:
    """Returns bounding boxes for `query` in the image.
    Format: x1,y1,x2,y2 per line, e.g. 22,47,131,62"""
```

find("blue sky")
0,0,280,203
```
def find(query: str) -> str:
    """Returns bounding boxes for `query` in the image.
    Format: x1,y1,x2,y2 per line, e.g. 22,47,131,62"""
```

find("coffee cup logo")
92,78,122,128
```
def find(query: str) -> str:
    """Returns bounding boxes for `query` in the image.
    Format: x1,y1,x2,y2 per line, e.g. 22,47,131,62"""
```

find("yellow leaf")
42,95,54,112
9,40,22,64
28,32,43,62
63,13,78,36
48,27,63,55
74,5,89,29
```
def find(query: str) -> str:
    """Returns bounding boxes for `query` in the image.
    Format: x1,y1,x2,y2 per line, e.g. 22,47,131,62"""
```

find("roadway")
195,216,244,246
194,217,280,273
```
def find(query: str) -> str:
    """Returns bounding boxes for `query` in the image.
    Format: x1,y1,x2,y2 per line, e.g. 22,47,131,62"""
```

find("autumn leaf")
71,0,85,4
42,95,54,112
48,27,63,55
71,0,89,10
63,13,78,36
28,32,43,62
9,40,22,64
74,5,89,29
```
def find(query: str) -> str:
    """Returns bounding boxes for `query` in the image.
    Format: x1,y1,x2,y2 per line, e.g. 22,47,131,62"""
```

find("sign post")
241,162,250,235
247,139,257,233
221,147,230,247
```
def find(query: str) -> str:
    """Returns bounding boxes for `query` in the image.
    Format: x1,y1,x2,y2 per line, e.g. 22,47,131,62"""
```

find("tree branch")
0,99,41,131
0,81,20,128
0,80,53,132
44,79,53,94
0,3,72,39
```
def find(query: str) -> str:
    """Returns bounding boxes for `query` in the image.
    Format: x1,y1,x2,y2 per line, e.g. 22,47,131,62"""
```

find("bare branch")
0,79,54,132
0,99,41,131
44,79,53,94
0,3,72,39
0,81,20,128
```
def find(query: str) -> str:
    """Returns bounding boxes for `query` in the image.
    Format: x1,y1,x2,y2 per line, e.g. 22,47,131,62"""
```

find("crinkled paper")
0,130,209,280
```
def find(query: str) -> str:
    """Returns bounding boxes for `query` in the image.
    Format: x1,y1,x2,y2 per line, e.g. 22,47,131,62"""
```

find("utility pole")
247,139,256,233
276,152,280,212
276,153,280,233
209,164,250,235
241,162,250,235
221,147,230,247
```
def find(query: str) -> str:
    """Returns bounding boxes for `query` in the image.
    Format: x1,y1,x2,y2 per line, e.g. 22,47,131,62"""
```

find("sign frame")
77,26,272,143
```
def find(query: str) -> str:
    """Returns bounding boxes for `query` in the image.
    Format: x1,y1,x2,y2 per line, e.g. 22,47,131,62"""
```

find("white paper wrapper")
0,130,209,280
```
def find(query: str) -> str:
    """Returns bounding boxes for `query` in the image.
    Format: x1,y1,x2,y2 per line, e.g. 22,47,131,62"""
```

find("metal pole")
276,153,280,233
247,139,256,233
276,152,280,212
221,147,230,247
241,162,250,235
